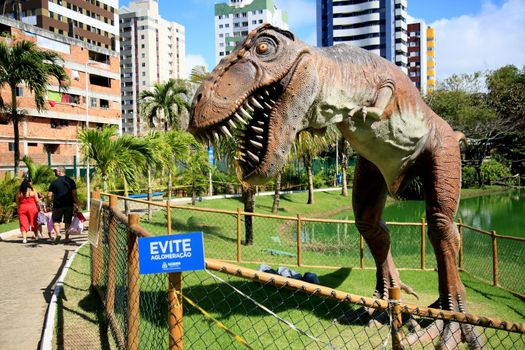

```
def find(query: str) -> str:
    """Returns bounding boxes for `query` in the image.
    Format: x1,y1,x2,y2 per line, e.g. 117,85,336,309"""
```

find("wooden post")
359,234,364,269
388,287,404,350
492,230,498,286
106,195,118,314
421,218,426,271
127,214,140,350
167,201,172,235
168,272,183,350
90,189,101,286
297,215,302,267
458,218,464,270
237,208,241,263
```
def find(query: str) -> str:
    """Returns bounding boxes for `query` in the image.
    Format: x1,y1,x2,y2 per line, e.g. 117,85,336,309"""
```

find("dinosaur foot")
403,318,485,349
402,299,486,349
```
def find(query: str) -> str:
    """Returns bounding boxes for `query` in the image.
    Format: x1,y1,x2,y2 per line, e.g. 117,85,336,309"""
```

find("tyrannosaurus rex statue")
189,24,479,349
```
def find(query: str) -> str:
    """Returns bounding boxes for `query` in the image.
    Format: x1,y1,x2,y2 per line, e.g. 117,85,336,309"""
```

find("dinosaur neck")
307,46,383,128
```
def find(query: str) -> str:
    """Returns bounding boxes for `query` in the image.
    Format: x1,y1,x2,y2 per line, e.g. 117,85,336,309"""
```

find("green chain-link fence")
90,193,525,349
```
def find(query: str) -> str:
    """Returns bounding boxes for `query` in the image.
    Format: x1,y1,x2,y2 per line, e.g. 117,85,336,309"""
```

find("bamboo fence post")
168,272,183,350
106,195,118,314
167,200,172,235
492,230,498,286
91,189,101,287
127,214,140,350
389,287,403,350
297,215,302,267
458,218,463,270
237,208,241,263
421,218,426,271
359,234,364,269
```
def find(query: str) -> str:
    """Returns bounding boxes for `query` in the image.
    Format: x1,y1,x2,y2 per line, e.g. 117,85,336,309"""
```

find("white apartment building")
317,0,408,73
214,0,288,64
119,0,185,135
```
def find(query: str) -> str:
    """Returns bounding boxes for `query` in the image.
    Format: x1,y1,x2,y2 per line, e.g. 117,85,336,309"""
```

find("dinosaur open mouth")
196,82,284,177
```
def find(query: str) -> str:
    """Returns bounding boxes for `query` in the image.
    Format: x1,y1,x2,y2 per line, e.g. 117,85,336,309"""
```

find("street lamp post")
85,61,91,211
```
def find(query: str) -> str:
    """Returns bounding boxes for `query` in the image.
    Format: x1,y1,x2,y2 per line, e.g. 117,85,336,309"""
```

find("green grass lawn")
68,244,525,350
0,220,18,234
59,187,523,349
55,244,116,350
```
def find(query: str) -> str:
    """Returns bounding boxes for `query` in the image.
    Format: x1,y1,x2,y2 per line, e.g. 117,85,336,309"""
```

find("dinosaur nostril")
196,93,203,103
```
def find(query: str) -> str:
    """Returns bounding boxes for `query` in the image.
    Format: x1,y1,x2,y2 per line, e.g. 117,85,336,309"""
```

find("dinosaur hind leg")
418,135,484,349
352,156,406,300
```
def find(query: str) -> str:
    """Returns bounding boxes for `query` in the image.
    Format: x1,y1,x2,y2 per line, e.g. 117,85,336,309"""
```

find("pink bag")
46,213,54,234
68,216,83,235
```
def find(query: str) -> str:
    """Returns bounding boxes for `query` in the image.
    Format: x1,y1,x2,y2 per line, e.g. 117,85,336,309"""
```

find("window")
141,34,144,39
100,99,109,109
142,62,145,67
219,24,223,29
141,44,145,48
142,72,146,76
8,142,14,152
15,87,23,96
91,97,97,107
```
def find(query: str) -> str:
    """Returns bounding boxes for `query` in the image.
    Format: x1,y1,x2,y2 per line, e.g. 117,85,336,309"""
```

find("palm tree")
291,128,339,204
0,38,69,174
139,78,190,131
78,125,154,191
22,156,55,185
338,138,354,197
162,130,195,202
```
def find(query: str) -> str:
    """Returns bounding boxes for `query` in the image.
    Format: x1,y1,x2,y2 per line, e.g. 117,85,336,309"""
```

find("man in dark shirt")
47,167,78,242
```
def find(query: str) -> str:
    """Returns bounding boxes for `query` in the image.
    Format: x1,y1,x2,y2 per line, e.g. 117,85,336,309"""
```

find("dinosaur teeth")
213,131,220,142
238,106,252,120
247,150,260,163
244,102,255,113
257,121,265,126
263,101,272,110
234,113,247,125
250,140,263,149
262,112,269,119
250,96,264,109
251,126,264,134
221,125,232,138
255,135,264,141
228,119,237,129
264,90,270,96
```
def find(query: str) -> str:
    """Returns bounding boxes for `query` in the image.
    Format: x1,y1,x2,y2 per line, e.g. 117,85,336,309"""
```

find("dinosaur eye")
256,42,268,55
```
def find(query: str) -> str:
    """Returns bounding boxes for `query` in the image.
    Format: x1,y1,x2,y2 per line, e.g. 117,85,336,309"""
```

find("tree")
78,125,154,191
291,128,338,204
139,78,190,131
338,138,353,197
21,156,55,186
0,38,69,174
178,142,210,205
161,130,195,202
425,71,521,186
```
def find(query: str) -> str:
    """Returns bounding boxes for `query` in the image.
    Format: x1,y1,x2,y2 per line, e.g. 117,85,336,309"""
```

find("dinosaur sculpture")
189,24,479,348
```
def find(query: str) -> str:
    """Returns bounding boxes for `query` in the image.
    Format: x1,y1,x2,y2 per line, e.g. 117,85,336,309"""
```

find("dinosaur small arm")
189,24,482,349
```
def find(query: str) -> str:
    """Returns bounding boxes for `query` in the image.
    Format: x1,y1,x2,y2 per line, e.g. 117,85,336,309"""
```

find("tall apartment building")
214,0,288,64
317,0,408,72
0,16,121,175
119,0,186,135
1,0,119,50
407,21,435,94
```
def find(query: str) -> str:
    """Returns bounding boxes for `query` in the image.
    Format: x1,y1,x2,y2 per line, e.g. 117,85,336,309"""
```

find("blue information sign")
138,232,205,274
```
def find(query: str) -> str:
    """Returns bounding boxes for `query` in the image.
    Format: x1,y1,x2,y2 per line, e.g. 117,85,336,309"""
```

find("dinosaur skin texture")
189,24,482,349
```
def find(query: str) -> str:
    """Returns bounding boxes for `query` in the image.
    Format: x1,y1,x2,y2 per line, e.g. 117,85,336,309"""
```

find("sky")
119,0,525,81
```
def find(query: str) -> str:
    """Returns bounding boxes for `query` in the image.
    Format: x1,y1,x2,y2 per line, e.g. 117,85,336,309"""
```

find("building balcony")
333,13,380,26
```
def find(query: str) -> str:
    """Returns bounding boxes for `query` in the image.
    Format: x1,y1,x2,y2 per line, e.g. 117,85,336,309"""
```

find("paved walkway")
0,231,87,350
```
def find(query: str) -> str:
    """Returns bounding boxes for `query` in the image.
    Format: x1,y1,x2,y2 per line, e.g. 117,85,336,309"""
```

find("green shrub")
0,173,20,224
462,165,478,188
481,159,512,185
312,170,327,188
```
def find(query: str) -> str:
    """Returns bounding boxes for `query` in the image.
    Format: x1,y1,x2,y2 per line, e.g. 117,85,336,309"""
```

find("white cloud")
184,54,209,79
431,0,525,80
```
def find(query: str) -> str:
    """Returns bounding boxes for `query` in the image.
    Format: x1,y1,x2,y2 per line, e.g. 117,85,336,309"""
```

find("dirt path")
0,232,87,350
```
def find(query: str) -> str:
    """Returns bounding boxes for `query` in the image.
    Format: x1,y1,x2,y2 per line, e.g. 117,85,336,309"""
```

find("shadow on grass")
55,287,112,350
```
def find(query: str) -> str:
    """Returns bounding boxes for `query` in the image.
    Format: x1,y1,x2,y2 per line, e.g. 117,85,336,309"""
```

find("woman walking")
16,177,40,243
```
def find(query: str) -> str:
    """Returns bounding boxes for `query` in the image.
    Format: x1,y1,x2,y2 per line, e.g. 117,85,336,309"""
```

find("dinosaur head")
189,24,317,185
